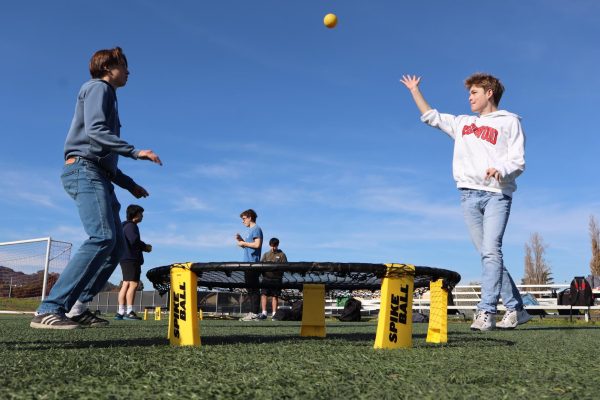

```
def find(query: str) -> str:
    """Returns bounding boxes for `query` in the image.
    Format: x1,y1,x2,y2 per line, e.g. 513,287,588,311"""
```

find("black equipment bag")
338,298,362,322
570,277,594,306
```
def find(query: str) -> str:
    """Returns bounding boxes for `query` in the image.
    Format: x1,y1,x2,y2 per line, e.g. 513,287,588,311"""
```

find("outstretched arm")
400,75,432,115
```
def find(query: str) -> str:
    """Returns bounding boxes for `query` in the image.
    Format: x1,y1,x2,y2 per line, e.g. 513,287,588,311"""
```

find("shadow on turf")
1,337,168,350
513,325,600,331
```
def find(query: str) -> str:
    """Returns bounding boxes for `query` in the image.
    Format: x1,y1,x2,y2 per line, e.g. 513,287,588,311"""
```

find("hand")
138,149,163,166
145,244,152,252
400,75,421,91
130,184,149,198
235,234,244,247
485,168,501,182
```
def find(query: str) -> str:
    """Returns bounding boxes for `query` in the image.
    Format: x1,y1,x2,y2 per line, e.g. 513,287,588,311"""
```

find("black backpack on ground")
570,277,594,306
338,298,362,322
412,312,429,323
289,300,303,321
272,300,303,321
557,289,572,315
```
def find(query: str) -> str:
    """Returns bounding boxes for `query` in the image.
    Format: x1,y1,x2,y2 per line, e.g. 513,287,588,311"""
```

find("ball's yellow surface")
323,13,337,29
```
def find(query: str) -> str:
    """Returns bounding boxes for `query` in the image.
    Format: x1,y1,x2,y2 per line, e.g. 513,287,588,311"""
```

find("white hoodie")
421,109,525,196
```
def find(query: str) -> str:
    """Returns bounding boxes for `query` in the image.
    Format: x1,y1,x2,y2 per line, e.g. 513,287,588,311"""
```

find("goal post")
0,237,72,304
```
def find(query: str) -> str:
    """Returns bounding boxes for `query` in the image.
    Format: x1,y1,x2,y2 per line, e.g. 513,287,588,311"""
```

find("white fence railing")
87,284,600,319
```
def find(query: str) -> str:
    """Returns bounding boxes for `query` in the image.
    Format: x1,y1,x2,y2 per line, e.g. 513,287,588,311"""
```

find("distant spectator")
115,204,152,320
260,238,288,319
235,209,263,321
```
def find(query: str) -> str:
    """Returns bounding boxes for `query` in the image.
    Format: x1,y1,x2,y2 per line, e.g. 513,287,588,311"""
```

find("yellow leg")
143,309,148,320
168,265,201,346
300,284,326,337
426,279,448,344
374,264,415,349
155,306,162,321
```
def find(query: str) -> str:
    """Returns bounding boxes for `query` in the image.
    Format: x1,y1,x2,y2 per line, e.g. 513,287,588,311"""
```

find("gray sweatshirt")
64,79,140,190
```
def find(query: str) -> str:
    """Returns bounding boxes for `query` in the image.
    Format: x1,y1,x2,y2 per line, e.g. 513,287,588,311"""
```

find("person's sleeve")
112,168,137,191
254,228,263,240
496,118,526,181
420,109,460,139
281,253,288,263
261,253,266,262
83,83,140,159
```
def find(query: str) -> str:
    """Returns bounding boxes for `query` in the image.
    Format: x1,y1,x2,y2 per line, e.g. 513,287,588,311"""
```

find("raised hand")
400,75,422,91
400,74,431,115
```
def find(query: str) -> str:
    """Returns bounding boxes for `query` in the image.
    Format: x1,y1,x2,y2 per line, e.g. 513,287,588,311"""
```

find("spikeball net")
146,262,461,300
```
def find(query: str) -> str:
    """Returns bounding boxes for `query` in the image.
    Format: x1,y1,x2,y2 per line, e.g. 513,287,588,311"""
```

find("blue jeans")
460,189,523,314
37,159,124,315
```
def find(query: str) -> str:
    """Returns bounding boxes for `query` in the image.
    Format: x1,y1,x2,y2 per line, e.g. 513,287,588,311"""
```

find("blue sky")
1,1,599,288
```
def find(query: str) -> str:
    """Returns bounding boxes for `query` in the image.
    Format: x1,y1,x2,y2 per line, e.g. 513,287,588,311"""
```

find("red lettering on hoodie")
462,124,498,145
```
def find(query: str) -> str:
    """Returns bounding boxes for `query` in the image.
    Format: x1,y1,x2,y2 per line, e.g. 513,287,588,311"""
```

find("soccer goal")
0,237,72,303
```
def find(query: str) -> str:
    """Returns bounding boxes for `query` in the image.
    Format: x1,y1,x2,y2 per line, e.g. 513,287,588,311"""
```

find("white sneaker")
240,312,259,321
497,309,532,329
470,310,496,331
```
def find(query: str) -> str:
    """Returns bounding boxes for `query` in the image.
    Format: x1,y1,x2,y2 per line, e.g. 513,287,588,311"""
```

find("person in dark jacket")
115,204,152,320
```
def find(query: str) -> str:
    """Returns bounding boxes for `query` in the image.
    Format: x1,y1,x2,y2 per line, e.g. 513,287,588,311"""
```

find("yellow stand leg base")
168,264,201,346
198,309,203,321
143,309,148,320
154,306,162,321
374,264,415,349
426,279,448,344
300,284,326,337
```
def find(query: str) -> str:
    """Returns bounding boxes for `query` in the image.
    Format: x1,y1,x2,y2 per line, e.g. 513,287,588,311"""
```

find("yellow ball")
323,13,337,29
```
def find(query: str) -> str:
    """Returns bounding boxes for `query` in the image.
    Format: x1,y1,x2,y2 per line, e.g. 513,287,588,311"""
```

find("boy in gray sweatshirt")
31,47,162,329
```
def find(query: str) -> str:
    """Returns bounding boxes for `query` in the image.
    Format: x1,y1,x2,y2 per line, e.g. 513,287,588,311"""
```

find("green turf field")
1,314,599,399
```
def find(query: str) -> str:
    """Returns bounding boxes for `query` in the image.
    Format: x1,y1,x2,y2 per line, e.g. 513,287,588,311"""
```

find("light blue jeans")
37,159,124,315
460,189,523,314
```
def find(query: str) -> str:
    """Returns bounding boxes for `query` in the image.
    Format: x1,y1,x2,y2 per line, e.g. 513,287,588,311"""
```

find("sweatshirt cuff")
132,149,141,159
420,109,437,123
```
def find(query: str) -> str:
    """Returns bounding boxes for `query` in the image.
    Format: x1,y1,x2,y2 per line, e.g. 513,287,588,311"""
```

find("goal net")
0,238,72,303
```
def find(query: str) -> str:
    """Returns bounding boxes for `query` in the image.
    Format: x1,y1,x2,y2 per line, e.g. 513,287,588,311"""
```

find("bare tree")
590,215,600,276
522,232,553,285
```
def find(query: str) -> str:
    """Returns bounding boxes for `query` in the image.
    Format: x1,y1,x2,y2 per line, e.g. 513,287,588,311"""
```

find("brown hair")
240,209,257,222
464,73,504,106
89,47,128,79
126,204,144,222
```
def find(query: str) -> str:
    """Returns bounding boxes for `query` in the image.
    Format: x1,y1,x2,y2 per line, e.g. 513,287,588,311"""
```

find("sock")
65,300,86,318
262,311,267,316
126,306,133,314
118,305,126,315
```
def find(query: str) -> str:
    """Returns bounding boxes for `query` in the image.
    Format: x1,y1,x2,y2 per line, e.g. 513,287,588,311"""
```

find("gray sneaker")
240,312,259,321
30,313,81,330
497,309,532,329
470,310,496,331
256,313,267,320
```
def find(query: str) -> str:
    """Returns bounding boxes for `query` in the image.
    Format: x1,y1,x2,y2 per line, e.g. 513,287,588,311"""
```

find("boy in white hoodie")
400,73,531,331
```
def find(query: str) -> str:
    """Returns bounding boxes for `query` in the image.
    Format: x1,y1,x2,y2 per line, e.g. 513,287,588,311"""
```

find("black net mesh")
146,262,461,300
